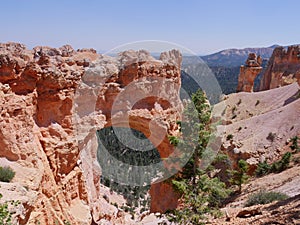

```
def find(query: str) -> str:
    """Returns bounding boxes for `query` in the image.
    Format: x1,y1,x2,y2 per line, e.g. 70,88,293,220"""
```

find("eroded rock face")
260,45,300,91
237,53,262,92
0,43,95,225
78,49,183,220
0,42,183,224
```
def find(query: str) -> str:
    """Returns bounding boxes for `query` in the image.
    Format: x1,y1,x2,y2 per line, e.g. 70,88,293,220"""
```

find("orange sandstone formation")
0,42,182,224
237,53,262,92
259,45,300,91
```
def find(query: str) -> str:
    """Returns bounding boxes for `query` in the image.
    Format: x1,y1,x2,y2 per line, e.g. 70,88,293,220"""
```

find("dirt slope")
214,83,300,169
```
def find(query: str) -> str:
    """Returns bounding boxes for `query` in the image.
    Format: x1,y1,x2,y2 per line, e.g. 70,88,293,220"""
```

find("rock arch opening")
96,126,162,211
96,126,161,169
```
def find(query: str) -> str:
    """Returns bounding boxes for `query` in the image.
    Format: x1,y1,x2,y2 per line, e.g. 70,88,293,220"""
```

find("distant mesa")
201,45,278,67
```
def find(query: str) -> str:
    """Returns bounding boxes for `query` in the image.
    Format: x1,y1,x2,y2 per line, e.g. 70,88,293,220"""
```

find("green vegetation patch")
245,190,288,207
0,166,15,183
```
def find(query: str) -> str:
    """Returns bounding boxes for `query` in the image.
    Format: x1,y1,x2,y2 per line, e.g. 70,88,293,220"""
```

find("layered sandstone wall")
259,45,300,91
0,43,182,224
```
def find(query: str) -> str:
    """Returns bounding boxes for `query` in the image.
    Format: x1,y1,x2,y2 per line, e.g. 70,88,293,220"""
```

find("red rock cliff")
0,43,182,224
259,45,300,91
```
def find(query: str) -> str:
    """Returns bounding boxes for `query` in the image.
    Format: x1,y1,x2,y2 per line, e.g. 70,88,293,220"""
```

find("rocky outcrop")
0,42,183,224
260,45,300,91
78,49,183,220
237,53,262,92
0,42,96,225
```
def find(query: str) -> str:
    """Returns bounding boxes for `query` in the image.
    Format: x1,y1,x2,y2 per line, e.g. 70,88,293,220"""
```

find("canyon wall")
260,45,300,91
0,43,182,224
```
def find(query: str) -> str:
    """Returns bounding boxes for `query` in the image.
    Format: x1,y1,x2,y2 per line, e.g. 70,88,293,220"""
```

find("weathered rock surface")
0,42,183,224
237,53,262,92
260,45,300,91
0,42,96,225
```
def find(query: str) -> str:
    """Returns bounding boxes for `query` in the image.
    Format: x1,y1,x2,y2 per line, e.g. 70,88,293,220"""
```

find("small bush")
237,99,242,105
0,194,13,225
0,167,15,183
226,134,233,141
0,202,12,224
255,161,271,177
245,190,288,207
168,135,180,146
213,153,230,164
271,152,291,173
255,100,260,106
266,132,276,142
290,136,299,152
255,152,292,176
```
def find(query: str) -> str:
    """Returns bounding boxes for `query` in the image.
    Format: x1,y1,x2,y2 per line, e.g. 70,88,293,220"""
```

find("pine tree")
167,90,230,225
229,159,249,193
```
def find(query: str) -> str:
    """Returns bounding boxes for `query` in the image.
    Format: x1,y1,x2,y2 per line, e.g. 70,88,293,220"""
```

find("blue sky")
1,0,299,54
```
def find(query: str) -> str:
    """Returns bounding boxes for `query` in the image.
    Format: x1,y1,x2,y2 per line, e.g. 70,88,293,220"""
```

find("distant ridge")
201,45,279,67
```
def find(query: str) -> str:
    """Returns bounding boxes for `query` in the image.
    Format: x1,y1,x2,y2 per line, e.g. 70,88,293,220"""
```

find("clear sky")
1,0,299,55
